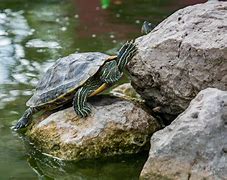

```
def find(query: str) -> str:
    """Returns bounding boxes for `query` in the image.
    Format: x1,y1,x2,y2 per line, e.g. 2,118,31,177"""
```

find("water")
0,0,206,179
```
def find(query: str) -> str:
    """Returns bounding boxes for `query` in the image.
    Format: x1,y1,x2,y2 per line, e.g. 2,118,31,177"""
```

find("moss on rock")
26,95,160,160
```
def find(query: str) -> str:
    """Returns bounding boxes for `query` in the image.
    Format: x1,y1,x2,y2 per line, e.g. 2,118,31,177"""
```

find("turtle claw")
13,117,29,130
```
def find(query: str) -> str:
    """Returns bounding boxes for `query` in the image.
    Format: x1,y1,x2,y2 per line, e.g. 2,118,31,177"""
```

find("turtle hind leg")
14,107,39,130
73,85,95,118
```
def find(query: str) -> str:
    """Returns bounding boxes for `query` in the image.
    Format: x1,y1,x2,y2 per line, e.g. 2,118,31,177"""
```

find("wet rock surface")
140,88,227,180
23,142,147,179
26,95,160,160
128,1,227,122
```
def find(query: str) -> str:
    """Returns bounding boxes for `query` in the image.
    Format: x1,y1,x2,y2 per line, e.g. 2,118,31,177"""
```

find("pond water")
0,0,205,179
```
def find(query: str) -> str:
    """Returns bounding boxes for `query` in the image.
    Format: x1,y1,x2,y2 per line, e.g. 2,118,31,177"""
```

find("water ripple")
0,10,33,109
26,39,61,49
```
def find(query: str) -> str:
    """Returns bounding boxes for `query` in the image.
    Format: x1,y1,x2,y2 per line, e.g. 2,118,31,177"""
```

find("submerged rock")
128,1,227,122
26,95,160,160
24,142,146,179
140,88,227,180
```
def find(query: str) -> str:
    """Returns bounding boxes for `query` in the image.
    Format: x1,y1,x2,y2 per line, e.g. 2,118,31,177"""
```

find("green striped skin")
73,78,102,117
117,41,137,72
100,61,122,84
73,41,137,118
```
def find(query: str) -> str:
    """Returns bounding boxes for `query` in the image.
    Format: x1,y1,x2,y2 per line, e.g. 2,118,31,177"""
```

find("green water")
0,0,205,179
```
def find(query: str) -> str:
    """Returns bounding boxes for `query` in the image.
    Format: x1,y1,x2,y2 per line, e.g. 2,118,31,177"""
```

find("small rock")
152,106,161,113
140,88,227,180
26,95,160,160
110,83,142,101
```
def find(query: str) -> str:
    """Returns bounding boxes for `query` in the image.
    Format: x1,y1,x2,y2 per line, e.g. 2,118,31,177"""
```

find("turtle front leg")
99,61,122,84
14,107,39,130
73,86,93,117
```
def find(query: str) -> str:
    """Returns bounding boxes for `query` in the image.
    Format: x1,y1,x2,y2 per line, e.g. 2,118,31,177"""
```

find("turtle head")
141,21,155,35
117,40,138,72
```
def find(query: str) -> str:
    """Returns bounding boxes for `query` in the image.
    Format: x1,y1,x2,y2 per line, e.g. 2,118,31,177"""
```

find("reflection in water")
24,137,146,180
74,0,138,42
26,39,61,49
0,10,32,109
0,10,30,84
0,63,7,83
101,0,111,9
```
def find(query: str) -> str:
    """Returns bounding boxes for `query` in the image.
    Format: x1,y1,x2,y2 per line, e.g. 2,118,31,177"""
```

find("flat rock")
140,88,227,180
26,95,160,160
128,1,227,122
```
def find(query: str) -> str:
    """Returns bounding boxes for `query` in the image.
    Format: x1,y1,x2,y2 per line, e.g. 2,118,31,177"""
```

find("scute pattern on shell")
27,52,109,107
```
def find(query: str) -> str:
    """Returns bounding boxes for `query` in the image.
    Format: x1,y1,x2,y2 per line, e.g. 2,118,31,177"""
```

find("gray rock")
26,95,160,160
128,1,227,122
140,88,227,180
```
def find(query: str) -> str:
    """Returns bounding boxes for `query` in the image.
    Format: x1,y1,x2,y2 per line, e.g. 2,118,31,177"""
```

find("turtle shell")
27,52,111,107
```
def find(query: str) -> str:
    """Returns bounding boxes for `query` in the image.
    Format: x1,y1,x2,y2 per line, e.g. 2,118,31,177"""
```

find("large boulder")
128,1,227,122
140,88,227,180
26,95,160,160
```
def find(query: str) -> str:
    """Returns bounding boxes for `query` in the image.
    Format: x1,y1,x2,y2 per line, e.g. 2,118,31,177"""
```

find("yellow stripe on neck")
89,56,116,97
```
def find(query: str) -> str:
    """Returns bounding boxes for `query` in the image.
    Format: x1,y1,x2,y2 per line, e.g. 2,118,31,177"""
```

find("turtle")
14,41,137,130
141,21,155,35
